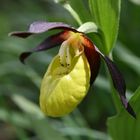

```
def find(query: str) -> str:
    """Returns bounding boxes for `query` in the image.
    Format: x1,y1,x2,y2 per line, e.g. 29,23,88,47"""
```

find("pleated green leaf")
89,0,121,54
107,87,140,140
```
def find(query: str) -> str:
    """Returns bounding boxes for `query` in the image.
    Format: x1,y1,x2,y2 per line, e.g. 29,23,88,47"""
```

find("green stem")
63,3,82,25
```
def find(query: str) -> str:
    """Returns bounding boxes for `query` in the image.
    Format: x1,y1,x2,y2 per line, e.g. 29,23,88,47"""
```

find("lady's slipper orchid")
10,21,136,118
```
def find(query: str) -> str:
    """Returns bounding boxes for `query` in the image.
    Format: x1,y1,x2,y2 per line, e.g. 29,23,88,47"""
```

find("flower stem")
63,3,82,25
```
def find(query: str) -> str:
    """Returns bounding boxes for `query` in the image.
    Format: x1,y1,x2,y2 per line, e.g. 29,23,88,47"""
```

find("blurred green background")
0,0,140,140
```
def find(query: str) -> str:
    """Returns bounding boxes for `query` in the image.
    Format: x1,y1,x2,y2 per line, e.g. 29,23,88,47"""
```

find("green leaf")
11,94,44,119
62,2,82,25
89,0,121,54
31,117,68,140
107,86,140,140
68,0,91,23
11,94,68,140
59,127,109,140
54,0,91,25
77,22,98,34
0,108,30,129
130,0,140,5
115,43,140,76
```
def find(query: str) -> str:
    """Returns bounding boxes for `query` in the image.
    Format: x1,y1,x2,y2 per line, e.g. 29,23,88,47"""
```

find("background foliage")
0,0,140,140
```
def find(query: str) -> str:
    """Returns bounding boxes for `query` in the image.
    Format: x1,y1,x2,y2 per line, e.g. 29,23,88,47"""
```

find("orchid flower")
10,21,136,118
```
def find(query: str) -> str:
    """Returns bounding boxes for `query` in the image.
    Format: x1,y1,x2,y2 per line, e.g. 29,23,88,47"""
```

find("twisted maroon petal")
82,35,136,118
81,35,101,85
20,31,71,63
96,49,136,118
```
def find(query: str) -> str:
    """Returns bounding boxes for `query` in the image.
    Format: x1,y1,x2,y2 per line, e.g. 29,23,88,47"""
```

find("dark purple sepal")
20,31,70,63
20,52,32,64
103,56,136,118
9,32,33,38
9,21,77,38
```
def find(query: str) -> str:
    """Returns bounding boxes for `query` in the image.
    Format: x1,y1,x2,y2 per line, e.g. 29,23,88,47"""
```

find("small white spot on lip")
65,75,71,81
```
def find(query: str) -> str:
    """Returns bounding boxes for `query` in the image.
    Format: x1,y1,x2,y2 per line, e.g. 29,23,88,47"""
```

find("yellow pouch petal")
40,34,90,117
40,53,90,117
